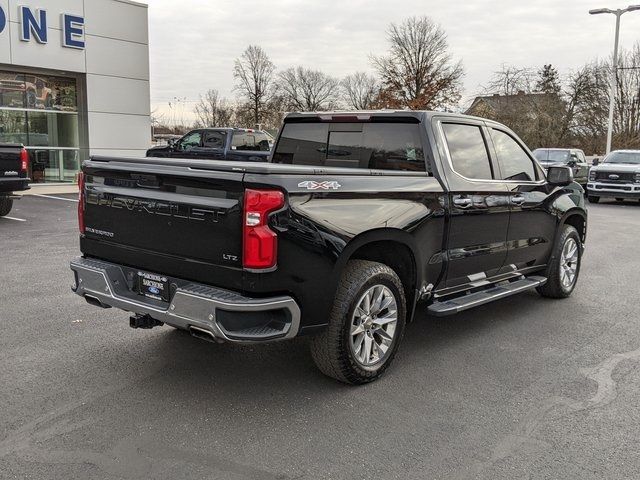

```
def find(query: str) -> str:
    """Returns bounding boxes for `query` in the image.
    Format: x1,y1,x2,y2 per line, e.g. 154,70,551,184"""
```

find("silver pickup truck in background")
587,150,640,204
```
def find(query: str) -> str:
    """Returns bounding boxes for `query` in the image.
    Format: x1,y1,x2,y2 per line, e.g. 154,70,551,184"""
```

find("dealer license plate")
137,271,169,301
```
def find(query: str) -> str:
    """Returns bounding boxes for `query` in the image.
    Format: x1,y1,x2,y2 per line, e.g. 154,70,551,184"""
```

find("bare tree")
484,65,536,96
613,43,640,149
474,65,569,149
233,45,276,127
277,67,340,111
341,72,379,110
371,16,463,110
565,61,609,154
193,89,234,128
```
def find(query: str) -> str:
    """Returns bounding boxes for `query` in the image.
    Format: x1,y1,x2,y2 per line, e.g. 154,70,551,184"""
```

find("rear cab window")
232,131,271,152
272,121,431,174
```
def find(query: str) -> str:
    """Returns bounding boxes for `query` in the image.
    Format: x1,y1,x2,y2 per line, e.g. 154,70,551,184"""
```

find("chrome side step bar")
428,275,547,317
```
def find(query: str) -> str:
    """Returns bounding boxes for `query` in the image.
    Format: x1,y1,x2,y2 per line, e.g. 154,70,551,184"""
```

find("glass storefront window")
28,149,80,183
0,110,28,143
1,69,80,183
27,112,79,147
0,70,77,112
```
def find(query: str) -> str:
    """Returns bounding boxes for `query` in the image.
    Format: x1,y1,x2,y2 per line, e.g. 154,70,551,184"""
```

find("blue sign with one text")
0,5,85,50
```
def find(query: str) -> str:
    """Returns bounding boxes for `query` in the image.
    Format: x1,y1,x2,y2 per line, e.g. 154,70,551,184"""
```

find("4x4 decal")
298,181,342,190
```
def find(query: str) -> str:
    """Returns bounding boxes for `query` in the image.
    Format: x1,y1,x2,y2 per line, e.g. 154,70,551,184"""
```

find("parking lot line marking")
0,216,27,222
33,194,79,203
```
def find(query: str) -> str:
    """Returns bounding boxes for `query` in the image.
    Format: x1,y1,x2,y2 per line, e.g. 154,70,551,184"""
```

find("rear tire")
0,196,13,217
310,260,406,385
536,225,581,299
587,196,600,204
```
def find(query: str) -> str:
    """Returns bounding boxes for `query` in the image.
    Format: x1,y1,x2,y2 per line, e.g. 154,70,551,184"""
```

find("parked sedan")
533,148,589,187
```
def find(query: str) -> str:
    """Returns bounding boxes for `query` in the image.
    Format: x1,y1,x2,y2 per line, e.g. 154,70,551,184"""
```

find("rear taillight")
77,172,85,234
243,189,285,269
19,148,29,173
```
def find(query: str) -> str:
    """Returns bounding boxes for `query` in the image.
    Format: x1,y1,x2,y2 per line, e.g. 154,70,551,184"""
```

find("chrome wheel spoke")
374,311,397,326
351,322,366,335
374,327,393,343
361,334,373,363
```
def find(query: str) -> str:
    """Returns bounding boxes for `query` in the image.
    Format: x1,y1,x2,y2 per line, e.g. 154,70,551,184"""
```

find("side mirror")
167,138,176,148
592,157,600,166
547,165,574,186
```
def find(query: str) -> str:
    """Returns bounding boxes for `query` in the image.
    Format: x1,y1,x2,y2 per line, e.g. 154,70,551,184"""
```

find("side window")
232,132,270,151
442,123,493,180
177,131,202,151
202,131,226,149
232,132,257,151
490,129,537,181
577,151,586,162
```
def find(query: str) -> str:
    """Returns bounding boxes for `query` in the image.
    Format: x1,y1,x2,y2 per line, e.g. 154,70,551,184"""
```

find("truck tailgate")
0,144,23,175
81,158,245,290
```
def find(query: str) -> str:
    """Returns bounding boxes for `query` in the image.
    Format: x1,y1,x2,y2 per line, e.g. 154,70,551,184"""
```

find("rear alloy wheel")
587,196,600,204
537,225,581,299
0,196,13,217
310,260,406,384
348,285,398,367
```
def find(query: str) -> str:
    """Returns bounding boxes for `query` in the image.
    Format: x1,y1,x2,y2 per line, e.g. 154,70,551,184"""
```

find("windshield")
603,151,640,165
533,149,570,163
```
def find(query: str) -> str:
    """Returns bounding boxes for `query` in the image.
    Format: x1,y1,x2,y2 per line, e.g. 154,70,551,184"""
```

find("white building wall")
0,0,150,157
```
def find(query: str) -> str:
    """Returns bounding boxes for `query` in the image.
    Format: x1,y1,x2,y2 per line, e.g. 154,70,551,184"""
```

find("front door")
173,130,203,159
438,121,511,288
487,127,557,272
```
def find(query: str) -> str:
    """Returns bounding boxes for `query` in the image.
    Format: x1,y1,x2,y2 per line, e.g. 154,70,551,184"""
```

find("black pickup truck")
70,111,587,384
0,143,30,216
146,127,272,162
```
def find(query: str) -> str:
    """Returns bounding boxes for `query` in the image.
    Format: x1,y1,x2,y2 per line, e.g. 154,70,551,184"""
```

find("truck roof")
284,110,491,124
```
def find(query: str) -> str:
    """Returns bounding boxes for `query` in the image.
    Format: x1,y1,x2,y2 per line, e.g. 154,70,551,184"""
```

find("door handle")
453,197,473,208
511,195,525,205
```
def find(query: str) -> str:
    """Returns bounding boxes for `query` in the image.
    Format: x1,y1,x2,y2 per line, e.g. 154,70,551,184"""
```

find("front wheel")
310,260,406,384
537,225,582,299
587,196,600,204
0,196,13,217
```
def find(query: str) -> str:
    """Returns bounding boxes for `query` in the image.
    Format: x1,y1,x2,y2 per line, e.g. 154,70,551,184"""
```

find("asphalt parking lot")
1,194,639,479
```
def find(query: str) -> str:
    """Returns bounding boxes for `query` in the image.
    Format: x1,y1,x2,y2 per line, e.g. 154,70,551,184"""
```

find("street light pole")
589,5,640,154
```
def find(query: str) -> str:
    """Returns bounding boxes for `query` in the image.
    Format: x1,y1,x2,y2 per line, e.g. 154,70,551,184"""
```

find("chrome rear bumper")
70,257,301,342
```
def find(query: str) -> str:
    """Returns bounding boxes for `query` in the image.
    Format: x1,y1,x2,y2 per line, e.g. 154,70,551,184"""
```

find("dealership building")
0,0,150,184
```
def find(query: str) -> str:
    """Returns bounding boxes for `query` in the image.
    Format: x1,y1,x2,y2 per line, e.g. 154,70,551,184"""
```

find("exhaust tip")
189,326,220,343
84,294,111,309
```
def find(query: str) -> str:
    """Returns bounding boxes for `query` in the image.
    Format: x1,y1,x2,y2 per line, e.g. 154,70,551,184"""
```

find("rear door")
191,130,227,160
81,160,246,290
227,131,271,162
437,120,511,288
487,127,556,272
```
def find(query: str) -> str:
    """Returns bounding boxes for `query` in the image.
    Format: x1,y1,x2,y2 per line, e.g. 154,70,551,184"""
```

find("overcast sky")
145,0,640,122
